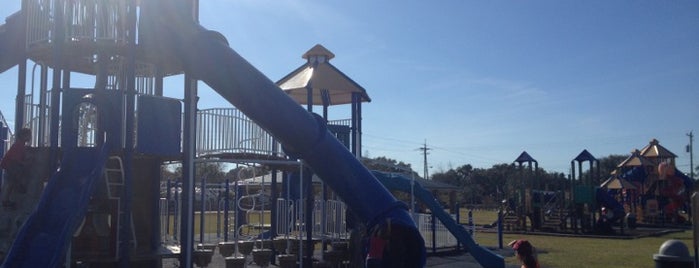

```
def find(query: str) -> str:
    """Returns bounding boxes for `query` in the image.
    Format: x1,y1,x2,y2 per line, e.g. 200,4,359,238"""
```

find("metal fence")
160,183,468,253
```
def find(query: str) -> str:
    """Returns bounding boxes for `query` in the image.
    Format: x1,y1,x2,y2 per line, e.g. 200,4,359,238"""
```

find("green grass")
460,209,695,268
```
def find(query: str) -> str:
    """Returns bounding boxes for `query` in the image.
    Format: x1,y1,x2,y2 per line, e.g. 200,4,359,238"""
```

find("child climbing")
0,128,31,209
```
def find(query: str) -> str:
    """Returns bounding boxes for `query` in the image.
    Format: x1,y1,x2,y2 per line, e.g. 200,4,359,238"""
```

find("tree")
598,154,628,179
361,156,418,177
168,162,228,183
225,165,269,181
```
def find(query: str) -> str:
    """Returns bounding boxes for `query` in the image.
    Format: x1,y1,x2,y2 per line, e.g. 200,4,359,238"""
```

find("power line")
417,140,431,179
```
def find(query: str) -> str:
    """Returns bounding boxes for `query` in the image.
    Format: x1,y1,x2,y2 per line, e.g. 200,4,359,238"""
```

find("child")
509,239,540,268
0,128,31,209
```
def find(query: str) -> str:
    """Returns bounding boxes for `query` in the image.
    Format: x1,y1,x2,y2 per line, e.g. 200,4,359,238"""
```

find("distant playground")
0,1,695,268
497,139,694,238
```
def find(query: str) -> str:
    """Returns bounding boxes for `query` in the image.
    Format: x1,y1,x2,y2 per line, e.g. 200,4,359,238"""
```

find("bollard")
653,240,694,268
468,210,474,236
626,213,637,230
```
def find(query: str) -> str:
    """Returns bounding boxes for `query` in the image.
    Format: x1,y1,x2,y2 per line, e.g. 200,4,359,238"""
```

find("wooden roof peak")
302,44,335,61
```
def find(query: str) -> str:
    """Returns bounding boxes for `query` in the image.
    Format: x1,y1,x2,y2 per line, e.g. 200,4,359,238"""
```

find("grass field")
174,210,695,267
460,209,695,268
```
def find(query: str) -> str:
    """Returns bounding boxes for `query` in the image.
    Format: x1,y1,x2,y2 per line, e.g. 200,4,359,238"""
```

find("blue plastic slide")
2,145,110,267
372,171,505,268
674,168,694,191
141,2,425,266
595,188,624,222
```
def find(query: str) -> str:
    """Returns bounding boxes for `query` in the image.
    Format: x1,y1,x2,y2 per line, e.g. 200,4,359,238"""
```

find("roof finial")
302,44,335,65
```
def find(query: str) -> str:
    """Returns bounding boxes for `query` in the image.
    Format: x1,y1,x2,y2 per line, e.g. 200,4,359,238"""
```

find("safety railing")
196,108,283,158
22,90,52,147
0,110,12,154
417,213,461,250
26,0,52,47
27,0,129,47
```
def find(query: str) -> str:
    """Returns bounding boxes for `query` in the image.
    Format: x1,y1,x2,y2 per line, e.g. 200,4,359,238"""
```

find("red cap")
510,239,533,255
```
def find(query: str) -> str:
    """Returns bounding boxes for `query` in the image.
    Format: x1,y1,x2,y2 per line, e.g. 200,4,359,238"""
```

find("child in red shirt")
1,128,31,209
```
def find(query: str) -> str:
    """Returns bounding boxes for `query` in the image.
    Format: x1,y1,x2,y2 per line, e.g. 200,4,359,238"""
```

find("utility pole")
418,140,431,179
688,131,694,180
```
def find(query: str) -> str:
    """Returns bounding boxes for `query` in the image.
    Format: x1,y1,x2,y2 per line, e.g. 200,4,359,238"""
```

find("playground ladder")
104,156,137,250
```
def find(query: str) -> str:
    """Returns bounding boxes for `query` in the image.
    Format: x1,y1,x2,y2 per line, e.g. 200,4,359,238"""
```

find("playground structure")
501,140,694,235
0,1,505,267
614,139,694,225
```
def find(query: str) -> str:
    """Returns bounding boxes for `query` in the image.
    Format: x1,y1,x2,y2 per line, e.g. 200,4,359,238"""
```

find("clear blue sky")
1,1,698,176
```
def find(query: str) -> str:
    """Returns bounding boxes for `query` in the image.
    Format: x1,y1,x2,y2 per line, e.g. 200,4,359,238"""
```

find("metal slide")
372,171,506,268
2,145,110,267
141,2,426,266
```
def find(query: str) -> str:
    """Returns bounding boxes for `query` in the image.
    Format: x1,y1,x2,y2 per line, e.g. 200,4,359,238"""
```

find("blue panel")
136,95,181,156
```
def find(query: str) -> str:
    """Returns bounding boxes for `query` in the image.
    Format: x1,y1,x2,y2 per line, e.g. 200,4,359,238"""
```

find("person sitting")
1,128,32,209
509,239,540,268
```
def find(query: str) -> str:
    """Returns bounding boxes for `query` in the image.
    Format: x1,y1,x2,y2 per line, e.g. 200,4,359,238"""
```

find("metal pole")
200,177,206,243
180,74,197,268
411,172,415,220
688,131,694,180
119,1,138,265
167,180,172,235
224,179,230,241
498,209,504,249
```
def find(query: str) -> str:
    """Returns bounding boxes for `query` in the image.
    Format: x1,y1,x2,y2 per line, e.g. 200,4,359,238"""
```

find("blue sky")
1,1,698,176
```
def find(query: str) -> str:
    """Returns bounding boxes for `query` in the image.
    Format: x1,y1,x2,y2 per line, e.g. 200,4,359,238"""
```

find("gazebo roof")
639,139,677,159
276,44,371,106
573,149,597,162
617,149,655,168
514,151,537,164
600,176,637,190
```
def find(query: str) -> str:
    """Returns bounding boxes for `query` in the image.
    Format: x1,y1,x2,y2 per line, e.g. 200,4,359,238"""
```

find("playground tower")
0,0,195,267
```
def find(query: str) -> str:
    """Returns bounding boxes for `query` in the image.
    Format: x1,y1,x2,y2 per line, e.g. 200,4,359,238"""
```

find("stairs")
541,209,566,231
502,211,524,231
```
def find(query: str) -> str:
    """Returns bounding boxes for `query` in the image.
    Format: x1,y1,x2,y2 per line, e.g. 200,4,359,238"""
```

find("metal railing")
417,213,462,249
0,110,12,154
161,182,463,253
196,108,283,158
27,0,129,47
22,91,51,147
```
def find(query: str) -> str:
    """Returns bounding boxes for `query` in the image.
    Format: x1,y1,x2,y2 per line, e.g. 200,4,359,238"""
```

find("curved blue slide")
2,145,110,267
674,168,694,191
595,188,624,222
372,171,505,268
141,1,426,267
